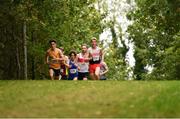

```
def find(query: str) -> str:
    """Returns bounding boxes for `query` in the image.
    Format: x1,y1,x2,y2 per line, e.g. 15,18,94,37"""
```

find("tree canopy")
128,0,180,80
0,0,179,80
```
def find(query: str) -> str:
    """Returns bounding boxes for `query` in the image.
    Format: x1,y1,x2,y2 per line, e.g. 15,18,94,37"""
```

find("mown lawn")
0,80,180,118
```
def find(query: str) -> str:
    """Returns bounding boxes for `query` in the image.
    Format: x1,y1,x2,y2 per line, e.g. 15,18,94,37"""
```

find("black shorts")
78,72,89,80
49,68,60,77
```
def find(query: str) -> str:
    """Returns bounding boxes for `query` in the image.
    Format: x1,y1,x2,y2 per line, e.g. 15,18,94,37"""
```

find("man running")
88,37,103,80
45,40,63,80
77,44,89,80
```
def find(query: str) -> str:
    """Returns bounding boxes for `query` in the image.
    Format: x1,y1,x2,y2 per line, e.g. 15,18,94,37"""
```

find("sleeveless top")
47,48,61,69
77,53,89,73
68,60,78,76
88,47,102,64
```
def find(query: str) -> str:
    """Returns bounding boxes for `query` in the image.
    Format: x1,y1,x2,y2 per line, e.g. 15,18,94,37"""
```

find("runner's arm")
83,52,91,62
63,62,70,68
57,49,64,61
74,62,80,70
100,49,103,61
63,58,71,68
45,51,49,64
100,62,109,76
87,52,93,61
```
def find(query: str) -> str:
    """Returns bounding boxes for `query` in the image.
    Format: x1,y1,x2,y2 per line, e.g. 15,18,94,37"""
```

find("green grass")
0,80,180,118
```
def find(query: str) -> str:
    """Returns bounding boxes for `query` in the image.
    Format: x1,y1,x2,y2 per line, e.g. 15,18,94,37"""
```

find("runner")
59,47,69,80
77,44,89,80
67,50,79,80
100,61,108,80
88,37,103,80
45,40,63,80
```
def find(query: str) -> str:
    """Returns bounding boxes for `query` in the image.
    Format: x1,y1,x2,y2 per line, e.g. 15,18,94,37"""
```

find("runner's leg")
49,69,54,80
73,77,78,80
83,72,88,80
54,69,60,80
83,77,88,80
90,73,95,80
95,66,100,80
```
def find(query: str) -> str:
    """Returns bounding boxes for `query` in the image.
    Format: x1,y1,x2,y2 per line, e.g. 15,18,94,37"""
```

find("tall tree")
23,21,27,79
97,0,135,80
128,0,180,80
0,0,104,79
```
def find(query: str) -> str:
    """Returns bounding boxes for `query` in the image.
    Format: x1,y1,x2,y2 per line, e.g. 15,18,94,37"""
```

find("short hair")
49,39,56,44
81,44,88,48
69,50,77,57
91,37,97,41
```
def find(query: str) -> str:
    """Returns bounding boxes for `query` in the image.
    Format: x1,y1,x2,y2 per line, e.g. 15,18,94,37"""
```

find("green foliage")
98,0,131,80
128,0,180,80
104,45,129,80
1,0,179,80
0,0,104,79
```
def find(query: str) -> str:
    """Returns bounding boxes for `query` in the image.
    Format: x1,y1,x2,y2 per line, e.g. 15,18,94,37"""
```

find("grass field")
0,80,180,118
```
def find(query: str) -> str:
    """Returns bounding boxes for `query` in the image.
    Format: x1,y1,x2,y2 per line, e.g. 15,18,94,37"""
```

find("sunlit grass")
0,80,180,118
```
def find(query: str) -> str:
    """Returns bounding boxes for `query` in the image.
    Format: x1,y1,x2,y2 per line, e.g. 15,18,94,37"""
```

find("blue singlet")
68,60,78,80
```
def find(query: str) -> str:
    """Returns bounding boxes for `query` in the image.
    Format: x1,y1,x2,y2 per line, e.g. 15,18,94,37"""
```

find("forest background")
0,0,179,80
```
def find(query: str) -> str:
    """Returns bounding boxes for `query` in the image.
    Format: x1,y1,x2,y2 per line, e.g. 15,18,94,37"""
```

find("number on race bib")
93,56,100,61
70,69,77,74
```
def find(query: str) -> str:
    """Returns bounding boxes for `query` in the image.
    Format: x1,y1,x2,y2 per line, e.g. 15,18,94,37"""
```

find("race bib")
70,69,77,74
93,56,100,61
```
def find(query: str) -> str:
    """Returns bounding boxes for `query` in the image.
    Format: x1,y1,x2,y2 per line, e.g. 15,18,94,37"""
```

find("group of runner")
45,37,108,80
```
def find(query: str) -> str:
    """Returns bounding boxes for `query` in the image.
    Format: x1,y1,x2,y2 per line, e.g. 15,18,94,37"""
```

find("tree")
127,0,180,80
0,0,104,79
97,0,135,80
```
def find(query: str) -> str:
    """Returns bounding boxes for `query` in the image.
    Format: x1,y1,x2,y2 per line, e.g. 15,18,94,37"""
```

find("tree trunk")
16,44,21,79
110,24,118,48
23,21,28,80
31,31,35,80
